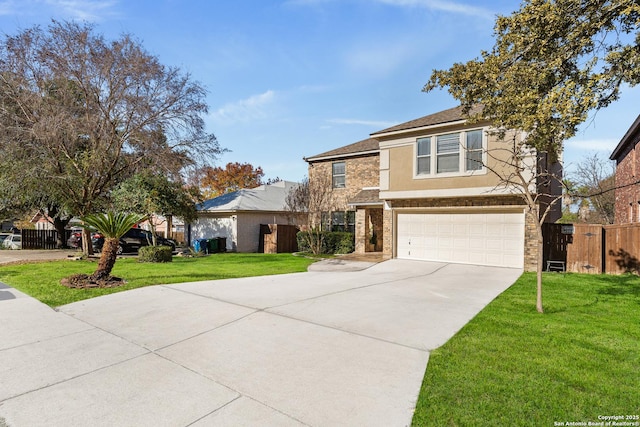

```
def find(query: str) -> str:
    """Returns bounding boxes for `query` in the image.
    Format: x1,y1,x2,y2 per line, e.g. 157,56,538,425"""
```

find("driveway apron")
0,260,522,427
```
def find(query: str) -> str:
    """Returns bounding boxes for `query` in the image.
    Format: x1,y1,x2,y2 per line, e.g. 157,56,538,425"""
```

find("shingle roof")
371,104,484,136
197,181,298,212
610,114,640,161
304,105,483,162
304,137,379,162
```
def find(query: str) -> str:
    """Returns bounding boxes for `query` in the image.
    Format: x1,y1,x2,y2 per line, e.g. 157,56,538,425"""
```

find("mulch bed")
60,274,126,289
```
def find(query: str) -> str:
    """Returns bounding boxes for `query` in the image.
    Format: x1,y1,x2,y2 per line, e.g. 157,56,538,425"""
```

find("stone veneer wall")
382,195,541,271
355,209,367,253
307,154,380,224
355,207,384,253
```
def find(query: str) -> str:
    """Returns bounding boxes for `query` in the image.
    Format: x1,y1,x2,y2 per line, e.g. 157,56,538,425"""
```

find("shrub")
334,232,355,254
296,230,354,255
138,245,173,263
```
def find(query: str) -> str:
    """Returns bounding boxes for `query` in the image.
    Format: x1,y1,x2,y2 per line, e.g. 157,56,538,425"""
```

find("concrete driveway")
0,259,522,427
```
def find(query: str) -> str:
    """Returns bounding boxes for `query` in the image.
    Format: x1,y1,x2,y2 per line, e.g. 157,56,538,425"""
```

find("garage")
396,211,525,268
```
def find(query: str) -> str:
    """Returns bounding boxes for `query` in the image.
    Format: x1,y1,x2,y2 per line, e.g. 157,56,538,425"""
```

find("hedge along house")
304,137,384,254
306,105,562,270
189,180,304,252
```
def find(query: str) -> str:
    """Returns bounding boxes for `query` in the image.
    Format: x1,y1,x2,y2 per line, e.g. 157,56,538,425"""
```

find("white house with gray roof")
189,180,302,252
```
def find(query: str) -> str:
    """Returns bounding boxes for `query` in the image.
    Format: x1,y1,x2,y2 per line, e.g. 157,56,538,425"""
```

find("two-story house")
609,114,640,223
304,137,383,253
305,105,561,270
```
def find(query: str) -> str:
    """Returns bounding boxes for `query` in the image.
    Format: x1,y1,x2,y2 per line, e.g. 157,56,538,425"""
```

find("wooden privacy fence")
259,224,299,253
543,223,640,274
21,229,72,250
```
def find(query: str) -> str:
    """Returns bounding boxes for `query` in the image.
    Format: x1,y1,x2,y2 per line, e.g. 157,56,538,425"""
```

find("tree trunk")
166,215,173,240
52,216,70,248
535,215,544,313
81,228,94,256
92,238,119,280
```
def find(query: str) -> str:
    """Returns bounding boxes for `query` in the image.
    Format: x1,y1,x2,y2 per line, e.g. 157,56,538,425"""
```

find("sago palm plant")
82,212,145,280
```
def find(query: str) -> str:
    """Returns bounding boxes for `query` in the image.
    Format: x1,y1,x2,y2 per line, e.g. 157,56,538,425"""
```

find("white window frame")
332,161,346,188
414,128,487,179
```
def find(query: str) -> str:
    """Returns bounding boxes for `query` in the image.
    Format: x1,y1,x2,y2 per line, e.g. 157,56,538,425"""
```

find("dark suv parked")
92,228,176,254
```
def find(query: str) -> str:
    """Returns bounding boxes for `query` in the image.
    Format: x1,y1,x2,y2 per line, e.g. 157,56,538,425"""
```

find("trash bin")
217,237,227,252
208,238,219,253
193,238,208,253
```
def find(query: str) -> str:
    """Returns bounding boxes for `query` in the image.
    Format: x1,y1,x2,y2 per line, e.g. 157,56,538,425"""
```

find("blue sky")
1,0,637,182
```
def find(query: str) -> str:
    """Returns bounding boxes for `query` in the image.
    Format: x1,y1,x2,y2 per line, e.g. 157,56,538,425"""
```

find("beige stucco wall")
236,212,296,252
193,212,300,252
379,126,526,193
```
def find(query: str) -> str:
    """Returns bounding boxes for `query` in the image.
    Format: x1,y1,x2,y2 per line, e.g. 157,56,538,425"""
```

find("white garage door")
397,212,525,268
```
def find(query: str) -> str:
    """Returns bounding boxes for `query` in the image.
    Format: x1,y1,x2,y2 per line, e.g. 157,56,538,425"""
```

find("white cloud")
0,0,118,20
284,0,336,5
327,118,398,128
374,0,495,20
210,90,277,125
286,0,496,20
565,138,619,152
46,0,119,20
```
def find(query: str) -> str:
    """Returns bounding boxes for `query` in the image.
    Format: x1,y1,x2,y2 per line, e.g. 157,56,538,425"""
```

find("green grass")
412,272,640,426
0,253,316,307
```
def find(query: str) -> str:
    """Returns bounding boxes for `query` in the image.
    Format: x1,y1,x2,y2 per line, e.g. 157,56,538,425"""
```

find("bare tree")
0,21,223,254
284,174,333,255
570,154,615,224
480,130,564,313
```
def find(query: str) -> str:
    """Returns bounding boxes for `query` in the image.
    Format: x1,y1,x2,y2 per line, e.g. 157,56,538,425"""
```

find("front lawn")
412,272,640,426
0,253,316,307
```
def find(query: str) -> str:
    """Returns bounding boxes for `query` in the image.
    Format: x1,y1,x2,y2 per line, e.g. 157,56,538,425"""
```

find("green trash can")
208,238,219,253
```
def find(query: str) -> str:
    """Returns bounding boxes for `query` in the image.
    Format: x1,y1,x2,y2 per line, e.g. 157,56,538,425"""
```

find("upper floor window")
466,130,483,171
416,137,431,174
332,161,346,188
436,133,460,173
416,129,485,177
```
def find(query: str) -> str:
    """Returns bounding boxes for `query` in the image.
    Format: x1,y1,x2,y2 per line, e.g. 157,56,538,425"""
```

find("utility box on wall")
260,224,299,253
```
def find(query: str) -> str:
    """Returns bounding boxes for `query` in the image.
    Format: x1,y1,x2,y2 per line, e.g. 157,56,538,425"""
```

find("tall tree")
199,162,265,198
111,172,199,245
0,21,223,253
426,0,639,157
424,0,639,313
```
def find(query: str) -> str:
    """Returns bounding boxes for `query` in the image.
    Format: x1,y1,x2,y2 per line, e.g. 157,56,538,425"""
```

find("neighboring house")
139,215,185,241
305,105,562,270
304,137,383,253
189,180,304,252
30,212,55,230
609,114,640,224
30,213,82,231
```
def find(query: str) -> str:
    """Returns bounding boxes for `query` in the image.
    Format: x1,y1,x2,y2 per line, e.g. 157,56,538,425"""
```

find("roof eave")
304,149,379,163
347,201,383,207
610,114,640,161
371,119,471,138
